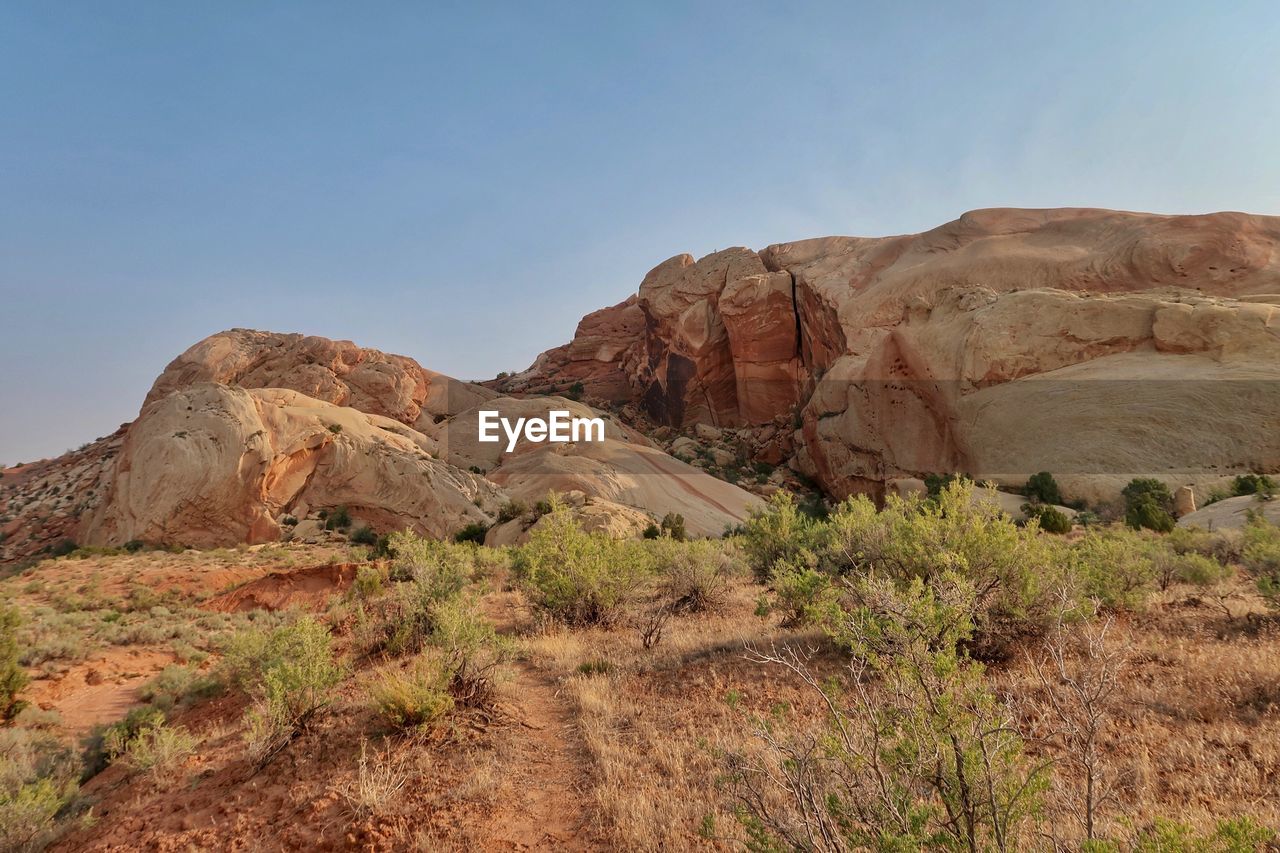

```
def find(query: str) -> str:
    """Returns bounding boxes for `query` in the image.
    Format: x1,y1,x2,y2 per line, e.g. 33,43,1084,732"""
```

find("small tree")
1025,471,1064,506
1232,473,1276,497
660,512,687,541
1121,479,1174,532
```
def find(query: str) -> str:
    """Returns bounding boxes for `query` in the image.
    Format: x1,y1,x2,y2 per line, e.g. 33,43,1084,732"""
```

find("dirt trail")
479,593,597,850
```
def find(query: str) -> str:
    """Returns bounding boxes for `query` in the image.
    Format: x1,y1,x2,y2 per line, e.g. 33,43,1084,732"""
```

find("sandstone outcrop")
506,208,1280,502
83,384,497,548
1,330,763,560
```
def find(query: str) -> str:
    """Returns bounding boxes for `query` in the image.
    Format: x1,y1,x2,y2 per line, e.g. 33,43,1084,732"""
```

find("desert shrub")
766,554,841,628
1122,479,1175,532
1119,816,1275,852
1,605,29,720
730,575,1046,850
511,499,652,626
1071,529,1157,609
50,539,78,558
354,535,479,655
123,539,146,553
349,526,378,546
739,491,817,582
106,718,199,783
351,564,386,601
923,472,960,497
1153,547,1232,593
641,523,660,540
325,506,352,531
818,482,1068,657
426,596,511,708
1232,473,1276,498
453,522,489,544
497,500,527,523
1024,503,1073,534
327,423,343,434
660,512,687,541
229,617,343,768
1025,470,1065,505
0,727,81,852
138,664,221,713
369,656,453,730
651,538,741,613
387,531,470,593
1242,514,1280,607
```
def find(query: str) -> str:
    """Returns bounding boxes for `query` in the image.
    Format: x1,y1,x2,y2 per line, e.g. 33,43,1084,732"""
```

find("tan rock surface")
145,329,496,434
83,383,497,549
517,208,1280,500
1177,495,1280,530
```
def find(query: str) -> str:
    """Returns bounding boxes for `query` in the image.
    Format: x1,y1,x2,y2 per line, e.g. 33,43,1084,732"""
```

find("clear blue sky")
3,1,1279,462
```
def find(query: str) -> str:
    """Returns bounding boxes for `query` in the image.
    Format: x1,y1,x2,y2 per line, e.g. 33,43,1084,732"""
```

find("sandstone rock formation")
0,330,762,561
504,208,1280,502
83,384,498,548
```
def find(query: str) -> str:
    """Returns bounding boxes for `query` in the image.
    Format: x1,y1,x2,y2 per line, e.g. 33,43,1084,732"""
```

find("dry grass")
331,737,412,819
12,542,1279,850
517,574,1280,850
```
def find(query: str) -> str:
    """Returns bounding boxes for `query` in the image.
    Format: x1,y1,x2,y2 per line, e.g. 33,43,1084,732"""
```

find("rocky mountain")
1,330,761,564
501,208,1280,502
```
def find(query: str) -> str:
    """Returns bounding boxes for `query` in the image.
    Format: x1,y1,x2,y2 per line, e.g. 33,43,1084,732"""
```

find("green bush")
641,523,661,540
660,512,687,542
388,532,470,599
369,656,453,730
497,500,527,523
1123,816,1275,852
732,575,1046,850
325,506,352,531
106,717,199,783
453,522,490,544
1071,529,1157,609
511,499,651,626
1024,503,1073,534
1232,473,1276,497
817,481,1068,657
349,526,378,546
1122,479,1175,532
1025,471,1064,506
1242,513,1280,607
0,727,81,851
0,605,29,720
767,555,841,628
651,538,741,613
226,617,344,768
739,491,817,582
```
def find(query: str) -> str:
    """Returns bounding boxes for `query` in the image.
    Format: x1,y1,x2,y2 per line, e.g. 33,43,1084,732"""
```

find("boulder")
1174,485,1197,517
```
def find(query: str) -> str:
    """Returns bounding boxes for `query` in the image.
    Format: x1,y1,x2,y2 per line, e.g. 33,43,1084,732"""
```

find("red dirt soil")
203,563,359,613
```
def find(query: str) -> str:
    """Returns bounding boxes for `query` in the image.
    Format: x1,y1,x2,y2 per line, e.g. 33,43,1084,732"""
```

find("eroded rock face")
511,208,1280,501
43,330,762,555
83,384,497,548
146,329,497,434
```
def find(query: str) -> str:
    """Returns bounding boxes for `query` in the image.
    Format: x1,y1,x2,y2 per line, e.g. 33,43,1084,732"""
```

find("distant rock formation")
503,208,1280,502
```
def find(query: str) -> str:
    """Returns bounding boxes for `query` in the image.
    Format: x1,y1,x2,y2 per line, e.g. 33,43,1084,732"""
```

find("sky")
2,1,1279,462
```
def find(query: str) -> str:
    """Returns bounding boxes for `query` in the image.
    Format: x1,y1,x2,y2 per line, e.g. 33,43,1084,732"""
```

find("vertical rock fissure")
789,270,805,365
